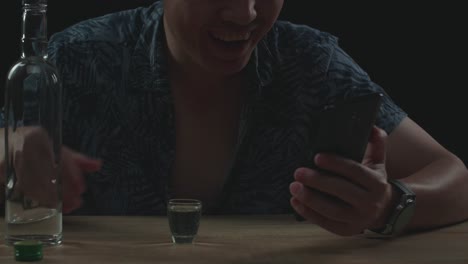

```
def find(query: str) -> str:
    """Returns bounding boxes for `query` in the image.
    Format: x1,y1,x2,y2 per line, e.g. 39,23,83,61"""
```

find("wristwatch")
366,179,416,237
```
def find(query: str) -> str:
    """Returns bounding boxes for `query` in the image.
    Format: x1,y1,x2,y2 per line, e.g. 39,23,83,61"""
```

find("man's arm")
0,127,102,213
386,117,468,230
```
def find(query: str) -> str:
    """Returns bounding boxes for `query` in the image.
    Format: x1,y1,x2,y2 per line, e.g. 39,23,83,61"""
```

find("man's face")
163,0,284,77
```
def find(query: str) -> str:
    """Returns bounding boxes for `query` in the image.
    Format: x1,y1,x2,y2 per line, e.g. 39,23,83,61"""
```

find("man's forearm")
401,154,468,230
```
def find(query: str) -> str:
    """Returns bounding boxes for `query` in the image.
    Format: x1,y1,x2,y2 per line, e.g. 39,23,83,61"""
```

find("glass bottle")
3,0,62,246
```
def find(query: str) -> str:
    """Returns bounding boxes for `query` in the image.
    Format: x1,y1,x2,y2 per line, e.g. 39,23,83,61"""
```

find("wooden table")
1,215,467,263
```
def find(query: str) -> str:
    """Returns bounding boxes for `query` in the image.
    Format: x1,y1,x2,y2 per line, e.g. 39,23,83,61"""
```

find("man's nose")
221,0,257,26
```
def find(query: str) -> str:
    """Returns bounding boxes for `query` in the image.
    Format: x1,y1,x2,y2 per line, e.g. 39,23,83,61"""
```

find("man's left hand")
290,126,396,236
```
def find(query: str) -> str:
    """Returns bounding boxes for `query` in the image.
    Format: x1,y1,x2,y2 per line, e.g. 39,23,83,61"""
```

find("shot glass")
167,199,202,244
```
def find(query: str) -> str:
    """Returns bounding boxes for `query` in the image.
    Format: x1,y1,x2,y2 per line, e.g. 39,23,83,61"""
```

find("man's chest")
63,83,316,215
170,96,242,210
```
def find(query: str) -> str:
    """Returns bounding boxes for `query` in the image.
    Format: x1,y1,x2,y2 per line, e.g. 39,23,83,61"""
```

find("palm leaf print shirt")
1,1,407,215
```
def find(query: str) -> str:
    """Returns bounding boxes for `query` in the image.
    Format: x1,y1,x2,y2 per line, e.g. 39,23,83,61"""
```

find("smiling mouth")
210,31,252,42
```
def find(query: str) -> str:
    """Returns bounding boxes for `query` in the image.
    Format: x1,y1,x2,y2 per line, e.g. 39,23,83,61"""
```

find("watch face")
393,201,415,234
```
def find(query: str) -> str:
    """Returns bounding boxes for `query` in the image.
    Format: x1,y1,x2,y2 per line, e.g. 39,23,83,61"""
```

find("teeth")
212,32,251,42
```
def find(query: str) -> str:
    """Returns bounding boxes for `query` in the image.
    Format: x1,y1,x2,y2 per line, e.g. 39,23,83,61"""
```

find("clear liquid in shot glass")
167,199,202,244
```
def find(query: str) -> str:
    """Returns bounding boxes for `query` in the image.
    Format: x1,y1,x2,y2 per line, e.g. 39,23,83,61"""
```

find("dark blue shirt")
4,1,407,215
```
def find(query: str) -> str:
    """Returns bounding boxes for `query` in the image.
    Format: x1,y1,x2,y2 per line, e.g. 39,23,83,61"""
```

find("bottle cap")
14,240,43,262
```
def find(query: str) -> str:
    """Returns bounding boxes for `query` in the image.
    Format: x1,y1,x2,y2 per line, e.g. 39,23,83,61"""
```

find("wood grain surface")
1,215,467,263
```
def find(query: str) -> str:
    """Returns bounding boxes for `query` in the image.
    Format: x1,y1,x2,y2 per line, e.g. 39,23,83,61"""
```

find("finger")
18,147,59,208
12,149,24,200
60,147,93,214
13,153,52,207
75,154,102,173
289,181,358,223
62,169,86,200
363,126,387,167
63,196,82,214
294,168,368,208
62,152,86,198
63,147,102,173
290,197,359,236
23,129,60,207
314,153,378,191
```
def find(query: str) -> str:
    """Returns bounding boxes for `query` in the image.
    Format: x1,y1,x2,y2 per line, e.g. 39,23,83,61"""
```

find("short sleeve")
323,44,407,134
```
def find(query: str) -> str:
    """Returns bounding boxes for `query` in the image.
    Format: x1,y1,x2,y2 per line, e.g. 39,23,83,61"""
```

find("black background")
1,1,466,163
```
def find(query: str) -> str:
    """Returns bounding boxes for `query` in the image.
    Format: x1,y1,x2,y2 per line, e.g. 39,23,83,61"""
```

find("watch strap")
366,179,416,237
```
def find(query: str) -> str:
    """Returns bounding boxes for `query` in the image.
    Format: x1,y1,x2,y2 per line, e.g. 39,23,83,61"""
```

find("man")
2,0,468,237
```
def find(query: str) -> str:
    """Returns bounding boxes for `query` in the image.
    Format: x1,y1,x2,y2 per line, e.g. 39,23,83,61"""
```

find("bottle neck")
21,3,48,59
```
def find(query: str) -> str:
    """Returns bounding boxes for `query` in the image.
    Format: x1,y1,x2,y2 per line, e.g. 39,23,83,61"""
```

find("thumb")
363,126,387,166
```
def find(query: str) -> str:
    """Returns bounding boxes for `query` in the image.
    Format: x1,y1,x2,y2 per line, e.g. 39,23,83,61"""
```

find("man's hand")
0,126,101,213
60,146,102,213
289,126,396,236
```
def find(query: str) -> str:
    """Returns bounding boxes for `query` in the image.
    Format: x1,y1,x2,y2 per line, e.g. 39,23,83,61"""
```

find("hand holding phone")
293,92,383,221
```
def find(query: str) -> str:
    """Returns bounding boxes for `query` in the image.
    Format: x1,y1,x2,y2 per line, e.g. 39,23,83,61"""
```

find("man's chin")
206,55,251,77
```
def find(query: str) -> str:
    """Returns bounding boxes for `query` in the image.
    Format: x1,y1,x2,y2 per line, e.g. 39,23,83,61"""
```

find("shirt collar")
128,1,168,95
244,38,275,98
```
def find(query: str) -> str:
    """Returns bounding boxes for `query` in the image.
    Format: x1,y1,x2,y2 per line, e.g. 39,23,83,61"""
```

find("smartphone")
311,92,383,164
294,92,383,221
